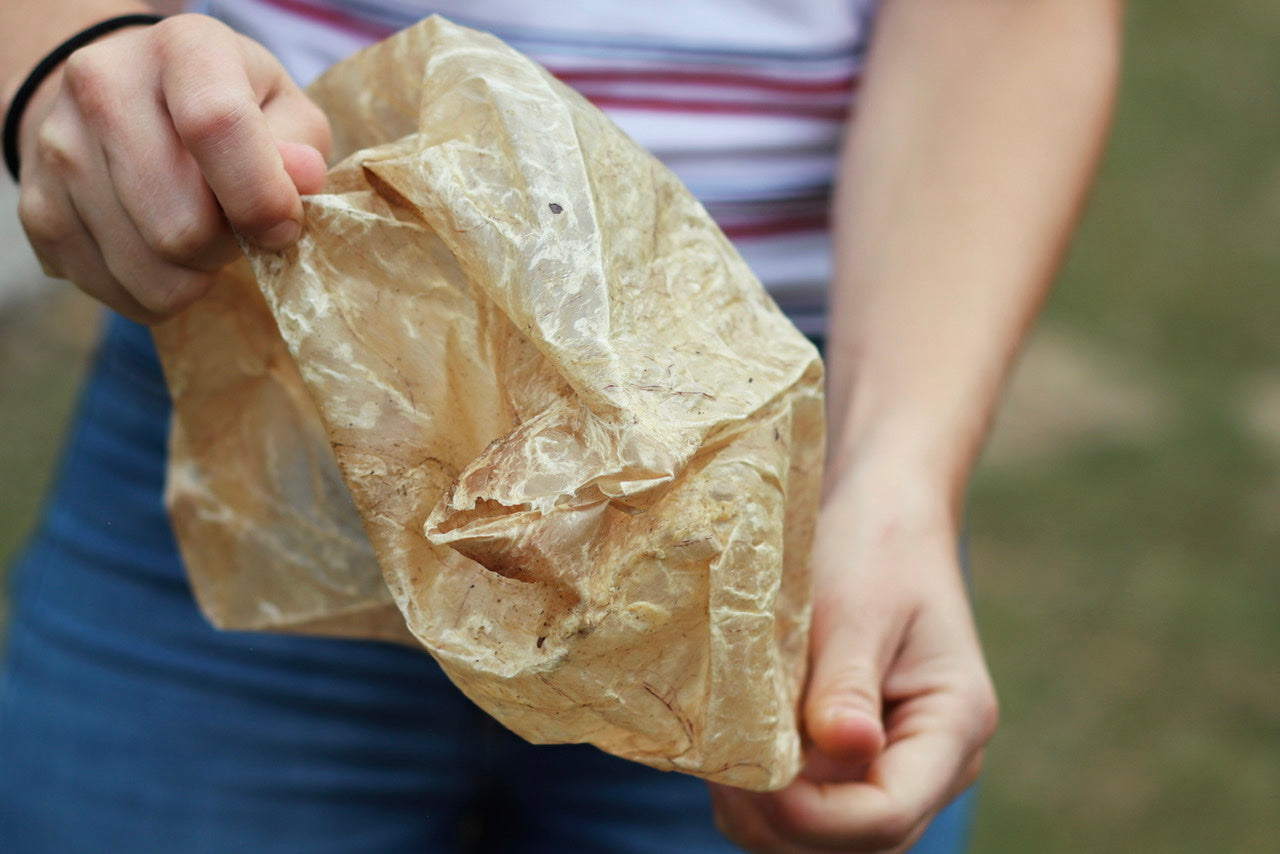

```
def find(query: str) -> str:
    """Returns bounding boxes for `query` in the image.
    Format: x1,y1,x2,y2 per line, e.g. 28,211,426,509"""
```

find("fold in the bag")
153,16,824,791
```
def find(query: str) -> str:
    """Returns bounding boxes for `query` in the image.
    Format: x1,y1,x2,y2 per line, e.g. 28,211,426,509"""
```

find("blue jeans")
0,316,973,852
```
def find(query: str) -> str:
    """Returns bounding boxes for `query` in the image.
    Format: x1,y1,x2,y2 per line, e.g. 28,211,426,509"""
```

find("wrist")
822,332,997,520
1,3,158,96
817,451,962,579
824,412,979,520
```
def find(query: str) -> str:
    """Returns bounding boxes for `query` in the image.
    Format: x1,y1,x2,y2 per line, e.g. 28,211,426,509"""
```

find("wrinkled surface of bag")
152,16,825,791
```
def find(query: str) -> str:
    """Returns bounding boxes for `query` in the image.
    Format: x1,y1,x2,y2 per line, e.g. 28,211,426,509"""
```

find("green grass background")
968,2,1280,851
2,2,1277,851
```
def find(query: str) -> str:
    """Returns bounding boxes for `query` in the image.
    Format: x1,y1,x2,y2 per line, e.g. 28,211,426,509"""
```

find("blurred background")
1,2,1276,851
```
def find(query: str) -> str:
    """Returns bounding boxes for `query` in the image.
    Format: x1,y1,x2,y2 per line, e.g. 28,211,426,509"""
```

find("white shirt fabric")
198,0,882,332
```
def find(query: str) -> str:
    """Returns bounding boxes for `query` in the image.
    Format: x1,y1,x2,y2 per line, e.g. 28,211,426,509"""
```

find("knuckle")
961,750,986,790
710,796,776,854
156,12,226,44
817,648,880,687
150,12,188,39
711,812,746,848
232,190,296,237
860,807,916,851
818,667,882,715
173,95,255,150
17,187,73,251
768,796,872,851
763,797,918,852
889,826,928,854
718,821,773,854
711,809,735,843
969,678,1001,744
297,98,333,155
32,117,79,177
833,676,881,707
145,209,225,266
61,51,117,124
152,14,226,71
134,271,216,318
148,15,189,66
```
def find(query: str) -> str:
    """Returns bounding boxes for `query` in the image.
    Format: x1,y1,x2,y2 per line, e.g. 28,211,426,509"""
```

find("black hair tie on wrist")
3,13,165,181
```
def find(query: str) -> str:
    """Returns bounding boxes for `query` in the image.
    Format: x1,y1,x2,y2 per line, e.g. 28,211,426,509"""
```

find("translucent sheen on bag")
152,16,824,791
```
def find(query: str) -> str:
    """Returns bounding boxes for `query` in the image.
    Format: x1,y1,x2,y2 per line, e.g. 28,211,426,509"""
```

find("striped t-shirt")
200,0,881,332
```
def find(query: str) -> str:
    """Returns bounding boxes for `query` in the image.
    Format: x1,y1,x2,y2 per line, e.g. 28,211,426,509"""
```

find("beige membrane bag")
152,16,824,791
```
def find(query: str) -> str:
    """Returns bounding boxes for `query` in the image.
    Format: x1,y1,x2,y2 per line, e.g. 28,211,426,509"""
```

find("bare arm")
825,0,1122,503
712,1,1122,851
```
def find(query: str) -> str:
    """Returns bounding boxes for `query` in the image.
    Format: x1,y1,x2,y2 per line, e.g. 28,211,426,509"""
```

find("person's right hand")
14,13,330,323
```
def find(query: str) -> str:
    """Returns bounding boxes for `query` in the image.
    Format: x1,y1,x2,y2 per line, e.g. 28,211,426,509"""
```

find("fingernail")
258,219,301,249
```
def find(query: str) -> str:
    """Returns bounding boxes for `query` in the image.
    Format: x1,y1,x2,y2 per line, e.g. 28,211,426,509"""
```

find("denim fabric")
0,315,972,852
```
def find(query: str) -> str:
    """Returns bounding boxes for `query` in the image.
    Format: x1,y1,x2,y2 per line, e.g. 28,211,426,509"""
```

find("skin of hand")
712,466,993,854
5,10,330,323
2,3,1119,850
709,0,1123,851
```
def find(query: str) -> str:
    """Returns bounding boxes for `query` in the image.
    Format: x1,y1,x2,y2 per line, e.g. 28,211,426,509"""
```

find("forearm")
826,0,1122,511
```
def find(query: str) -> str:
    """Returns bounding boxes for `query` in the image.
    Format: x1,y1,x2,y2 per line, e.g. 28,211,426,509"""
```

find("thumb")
277,140,328,196
803,585,894,770
261,83,331,198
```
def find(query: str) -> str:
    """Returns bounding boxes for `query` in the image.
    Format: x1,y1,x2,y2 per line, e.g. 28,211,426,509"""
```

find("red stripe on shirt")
548,68,858,97
581,94,847,121
258,0,395,40
255,1,856,123
720,213,829,240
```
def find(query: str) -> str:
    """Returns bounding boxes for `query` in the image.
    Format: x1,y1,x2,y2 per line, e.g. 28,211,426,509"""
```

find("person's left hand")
709,467,998,853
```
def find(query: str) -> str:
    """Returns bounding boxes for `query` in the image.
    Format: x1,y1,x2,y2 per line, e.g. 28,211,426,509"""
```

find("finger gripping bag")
151,16,825,792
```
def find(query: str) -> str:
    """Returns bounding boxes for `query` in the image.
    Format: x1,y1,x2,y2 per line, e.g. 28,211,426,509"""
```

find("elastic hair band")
3,13,165,181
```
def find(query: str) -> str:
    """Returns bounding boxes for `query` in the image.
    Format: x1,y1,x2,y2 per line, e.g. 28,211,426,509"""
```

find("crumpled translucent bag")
151,16,824,791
